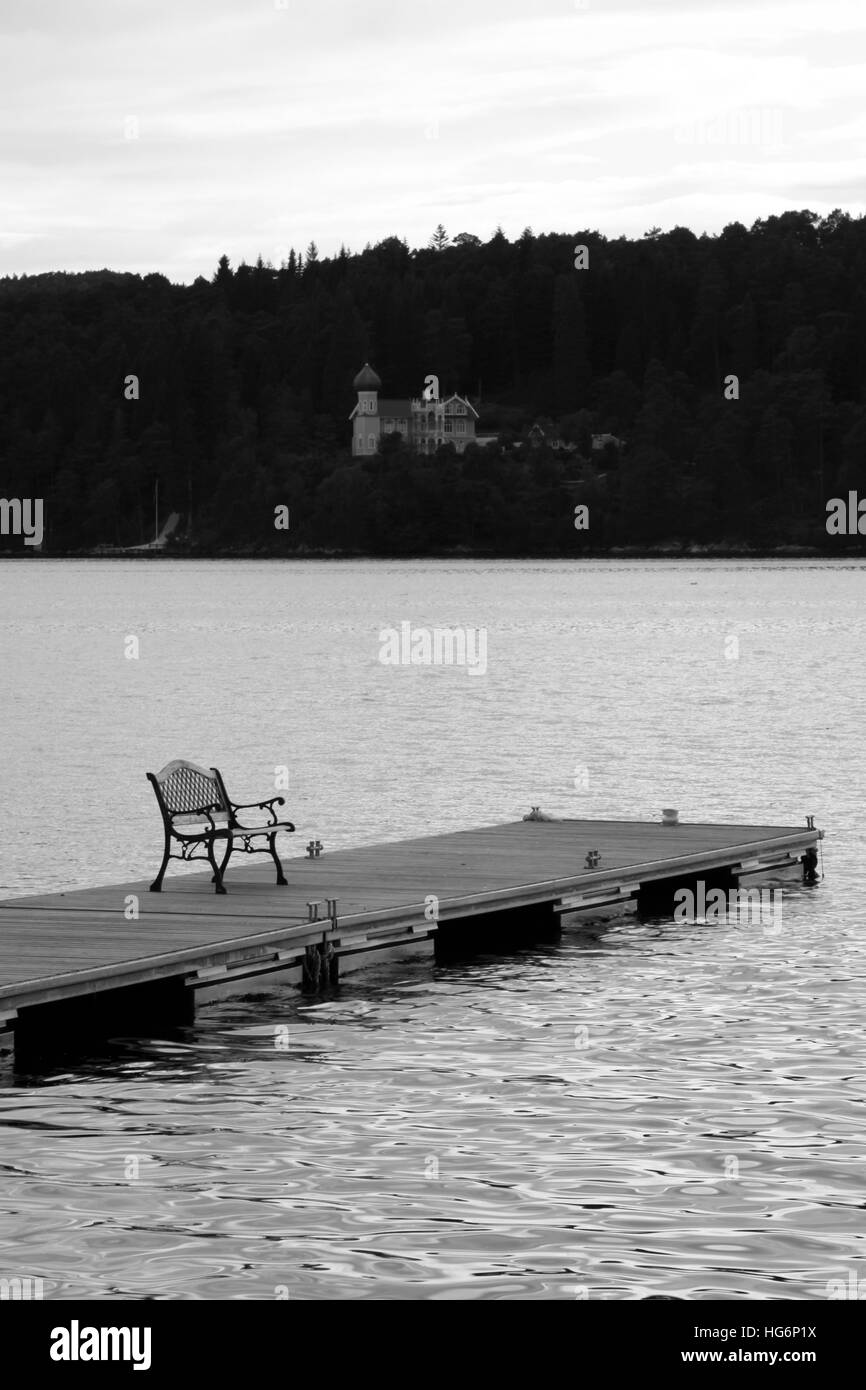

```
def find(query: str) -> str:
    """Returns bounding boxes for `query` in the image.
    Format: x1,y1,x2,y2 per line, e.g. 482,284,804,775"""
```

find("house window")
457,421,465,433
368,435,375,452
444,419,453,433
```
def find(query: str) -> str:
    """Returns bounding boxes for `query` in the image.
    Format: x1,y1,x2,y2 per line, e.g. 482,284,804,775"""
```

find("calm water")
0,558,863,1300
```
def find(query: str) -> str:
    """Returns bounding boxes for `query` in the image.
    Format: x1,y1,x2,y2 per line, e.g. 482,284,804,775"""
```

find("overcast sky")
1,0,865,283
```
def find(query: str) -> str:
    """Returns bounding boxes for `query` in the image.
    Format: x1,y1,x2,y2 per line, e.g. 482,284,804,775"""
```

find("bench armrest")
230,796,286,827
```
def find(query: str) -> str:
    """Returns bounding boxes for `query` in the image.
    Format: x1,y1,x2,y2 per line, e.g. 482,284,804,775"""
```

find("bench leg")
207,836,228,895
212,840,232,884
269,832,287,886
150,834,171,892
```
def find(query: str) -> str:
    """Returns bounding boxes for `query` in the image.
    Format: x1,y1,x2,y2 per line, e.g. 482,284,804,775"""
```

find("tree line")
1,211,865,554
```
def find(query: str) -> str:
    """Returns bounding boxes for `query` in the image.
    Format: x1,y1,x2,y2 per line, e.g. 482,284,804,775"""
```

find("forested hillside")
2,211,865,553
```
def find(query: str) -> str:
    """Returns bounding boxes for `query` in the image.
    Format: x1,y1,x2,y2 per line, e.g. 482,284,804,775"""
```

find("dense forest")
2,211,866,554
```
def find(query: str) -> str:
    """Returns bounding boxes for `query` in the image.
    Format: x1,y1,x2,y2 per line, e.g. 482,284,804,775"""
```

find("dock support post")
301,944,321,992
321,938,339,987
301,938,339,993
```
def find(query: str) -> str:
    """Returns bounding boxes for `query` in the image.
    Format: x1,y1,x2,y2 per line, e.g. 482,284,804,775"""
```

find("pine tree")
213,254,232,287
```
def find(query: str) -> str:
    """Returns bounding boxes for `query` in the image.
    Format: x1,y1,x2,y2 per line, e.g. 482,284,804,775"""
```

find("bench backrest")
147,760,229,826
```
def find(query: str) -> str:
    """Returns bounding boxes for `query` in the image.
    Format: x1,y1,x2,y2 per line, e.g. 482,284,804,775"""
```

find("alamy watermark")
0,1275,44,1299
0,497,43,547
50,1323,151,1370
379,622,487,676
826,492,866,535
673,107,785,150
826,1269,866,1299
674,882,783,933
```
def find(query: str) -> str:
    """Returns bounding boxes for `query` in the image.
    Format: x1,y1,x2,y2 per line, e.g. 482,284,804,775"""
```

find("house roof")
353,362,382,391
442,394,479,418
349,389,479,421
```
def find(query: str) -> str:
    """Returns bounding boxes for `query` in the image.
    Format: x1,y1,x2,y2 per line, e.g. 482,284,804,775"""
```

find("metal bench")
147,760,295,895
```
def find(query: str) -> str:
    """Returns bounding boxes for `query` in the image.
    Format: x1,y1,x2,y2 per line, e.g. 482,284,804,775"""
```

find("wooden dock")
0,817,822,1060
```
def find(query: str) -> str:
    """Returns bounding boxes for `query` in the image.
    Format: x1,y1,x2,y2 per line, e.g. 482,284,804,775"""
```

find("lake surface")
0,558,863,1299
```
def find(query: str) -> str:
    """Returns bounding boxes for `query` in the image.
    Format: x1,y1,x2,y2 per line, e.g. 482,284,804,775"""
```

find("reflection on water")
1,888,862,1301
0,560,863,1298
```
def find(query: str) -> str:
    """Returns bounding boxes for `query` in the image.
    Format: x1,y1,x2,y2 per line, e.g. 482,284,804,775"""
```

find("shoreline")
3,544,865,561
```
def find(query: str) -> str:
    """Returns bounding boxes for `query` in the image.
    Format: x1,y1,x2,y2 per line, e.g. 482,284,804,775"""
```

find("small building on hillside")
524,420,578,453
349,363,480,455
521,422,624,455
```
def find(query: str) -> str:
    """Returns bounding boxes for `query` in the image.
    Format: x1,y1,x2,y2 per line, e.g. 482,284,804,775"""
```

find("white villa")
349,363,482,455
